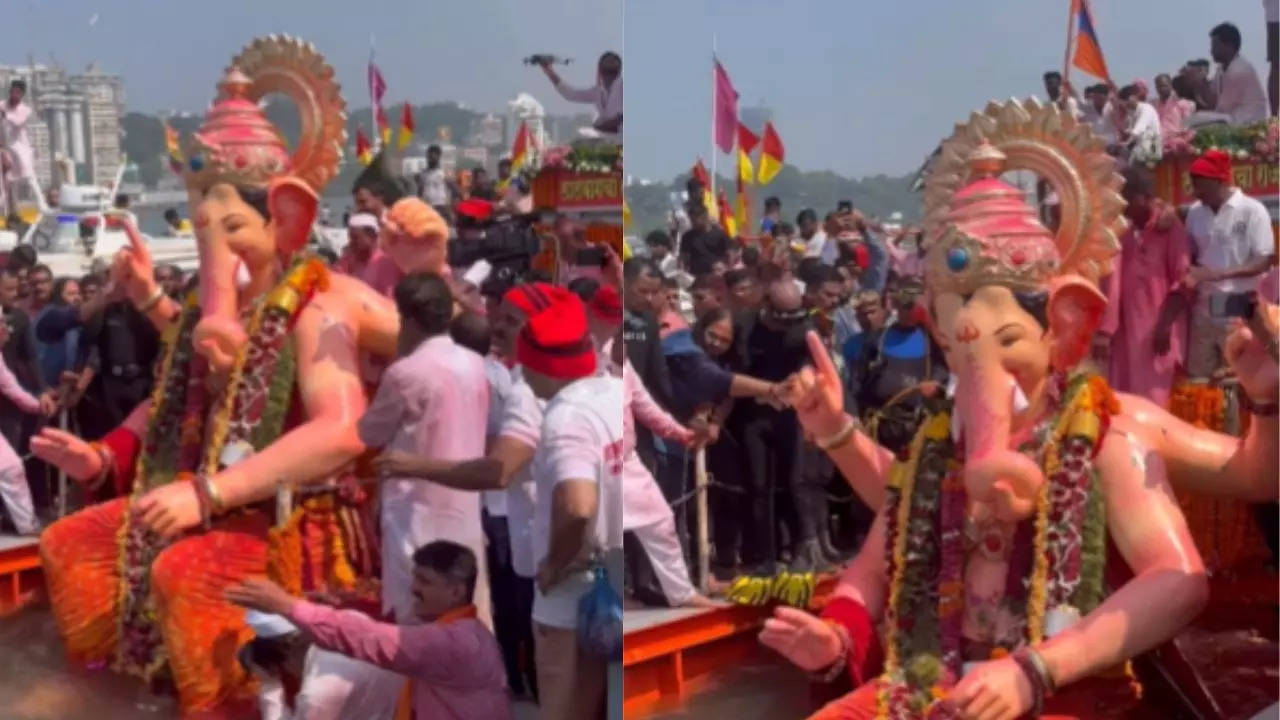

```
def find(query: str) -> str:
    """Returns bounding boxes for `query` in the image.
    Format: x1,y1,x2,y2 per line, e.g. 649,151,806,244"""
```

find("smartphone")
1209,291,1257,320
575,246,607,267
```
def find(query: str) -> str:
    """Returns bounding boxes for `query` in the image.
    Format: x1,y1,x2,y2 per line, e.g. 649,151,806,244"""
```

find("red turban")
1189,150,1232,183
588,284,624,325
502,282,556,317
516,289,598,380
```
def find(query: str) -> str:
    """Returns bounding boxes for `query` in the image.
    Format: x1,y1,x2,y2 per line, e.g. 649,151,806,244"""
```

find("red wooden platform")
0,536,42,616
623,575,838,717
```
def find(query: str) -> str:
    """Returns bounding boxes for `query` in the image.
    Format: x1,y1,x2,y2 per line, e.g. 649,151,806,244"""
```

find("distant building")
0,62,125,189
468,113,505,148
460,146,488,170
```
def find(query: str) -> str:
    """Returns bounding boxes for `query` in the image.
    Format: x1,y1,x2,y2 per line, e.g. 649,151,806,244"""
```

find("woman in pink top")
228,540,511,720
622,358,717,607
0,319,54,534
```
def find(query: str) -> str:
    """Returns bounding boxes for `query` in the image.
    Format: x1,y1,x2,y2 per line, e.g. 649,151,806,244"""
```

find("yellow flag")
737,149,753,185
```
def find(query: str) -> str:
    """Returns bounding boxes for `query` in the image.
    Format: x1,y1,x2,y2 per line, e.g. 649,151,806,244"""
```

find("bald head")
765,279,802,311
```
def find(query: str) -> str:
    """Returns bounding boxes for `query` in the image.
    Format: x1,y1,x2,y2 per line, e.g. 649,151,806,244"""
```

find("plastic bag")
576,565,622,660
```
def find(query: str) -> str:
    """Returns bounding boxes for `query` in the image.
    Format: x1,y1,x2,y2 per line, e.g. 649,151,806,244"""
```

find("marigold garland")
876,372,1115,718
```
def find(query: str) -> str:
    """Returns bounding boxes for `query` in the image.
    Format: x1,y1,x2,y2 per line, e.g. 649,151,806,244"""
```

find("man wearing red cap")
1183,149,1276,380
519,288,625,720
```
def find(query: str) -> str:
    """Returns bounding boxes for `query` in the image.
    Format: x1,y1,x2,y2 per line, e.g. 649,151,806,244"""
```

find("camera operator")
538,52,622,136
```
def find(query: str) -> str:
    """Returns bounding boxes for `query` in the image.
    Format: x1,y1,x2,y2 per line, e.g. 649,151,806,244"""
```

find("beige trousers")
534,622,606,720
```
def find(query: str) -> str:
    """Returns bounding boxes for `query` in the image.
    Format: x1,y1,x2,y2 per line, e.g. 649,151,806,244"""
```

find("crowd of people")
611,17,1279,611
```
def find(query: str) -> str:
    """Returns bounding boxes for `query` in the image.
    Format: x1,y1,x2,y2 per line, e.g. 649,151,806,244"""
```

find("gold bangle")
138,286,164,313
200,474,227,514
815,417,857,451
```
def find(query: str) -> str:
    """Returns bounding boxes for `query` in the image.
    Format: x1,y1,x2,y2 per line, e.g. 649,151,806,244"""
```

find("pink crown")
182,68,292,191
924,141,1059,296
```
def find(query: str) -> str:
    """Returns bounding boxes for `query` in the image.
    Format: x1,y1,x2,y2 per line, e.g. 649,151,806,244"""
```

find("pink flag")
368,61,387,105
713,60,738,154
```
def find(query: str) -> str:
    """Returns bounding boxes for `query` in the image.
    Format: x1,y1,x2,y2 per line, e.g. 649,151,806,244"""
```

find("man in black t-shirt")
75,300,159,439
679,204,730,276
736,280,829,573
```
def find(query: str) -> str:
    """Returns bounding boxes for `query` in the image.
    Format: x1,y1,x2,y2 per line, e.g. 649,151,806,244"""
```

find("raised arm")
784,331,894,510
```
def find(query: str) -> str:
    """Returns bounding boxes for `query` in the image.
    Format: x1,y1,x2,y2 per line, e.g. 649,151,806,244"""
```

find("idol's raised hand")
1225,298,1279,404
781,330,848,439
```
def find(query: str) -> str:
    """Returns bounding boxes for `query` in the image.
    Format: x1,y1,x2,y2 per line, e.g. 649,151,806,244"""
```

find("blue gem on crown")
946,246,969,272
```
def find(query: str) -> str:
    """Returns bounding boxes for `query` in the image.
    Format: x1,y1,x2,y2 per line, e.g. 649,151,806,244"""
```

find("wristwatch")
1242,393,1279,417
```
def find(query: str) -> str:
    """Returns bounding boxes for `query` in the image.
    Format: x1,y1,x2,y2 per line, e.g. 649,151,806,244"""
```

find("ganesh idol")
31,36,399,717
765,98,1278,719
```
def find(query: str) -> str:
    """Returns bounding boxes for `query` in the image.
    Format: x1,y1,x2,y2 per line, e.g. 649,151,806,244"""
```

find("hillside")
626,163,921,237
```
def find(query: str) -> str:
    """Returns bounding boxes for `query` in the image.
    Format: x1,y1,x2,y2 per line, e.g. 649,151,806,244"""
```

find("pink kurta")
0,352,38,472
622,360,690,529
288,601,511,720
358,334,492,625
1100,206,1191,406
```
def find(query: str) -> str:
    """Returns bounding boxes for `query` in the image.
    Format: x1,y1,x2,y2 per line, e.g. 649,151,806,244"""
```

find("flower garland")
876,372,1115,718
112,256,328,680
1169,382,1226,431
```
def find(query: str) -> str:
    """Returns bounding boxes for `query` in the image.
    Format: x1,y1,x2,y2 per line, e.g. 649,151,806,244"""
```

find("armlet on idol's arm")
93,425,141,498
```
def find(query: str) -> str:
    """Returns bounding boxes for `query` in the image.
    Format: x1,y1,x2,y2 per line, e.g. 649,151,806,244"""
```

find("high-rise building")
0,62,124,189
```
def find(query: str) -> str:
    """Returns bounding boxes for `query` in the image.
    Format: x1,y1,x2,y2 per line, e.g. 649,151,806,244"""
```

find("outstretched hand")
1226,299,1279,403
29,427,101,482
225,576,298,616
780,331,848,439
758,606,844,672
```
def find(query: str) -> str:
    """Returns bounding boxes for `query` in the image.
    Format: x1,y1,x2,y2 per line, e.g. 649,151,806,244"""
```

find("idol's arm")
1037,428,1208,689
823,416,894,511
209,295,368,508
1117,392,1279,501
330,273,399,360
819,512,888,683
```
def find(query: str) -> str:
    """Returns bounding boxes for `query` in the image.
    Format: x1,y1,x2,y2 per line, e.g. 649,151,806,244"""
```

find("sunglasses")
765,307,809,325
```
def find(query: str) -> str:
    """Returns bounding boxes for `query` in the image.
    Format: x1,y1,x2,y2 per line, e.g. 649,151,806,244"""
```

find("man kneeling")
228,540,511,720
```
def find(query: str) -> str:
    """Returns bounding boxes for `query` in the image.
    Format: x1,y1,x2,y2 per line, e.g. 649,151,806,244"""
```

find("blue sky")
625,0,1271,180
6,0,621,116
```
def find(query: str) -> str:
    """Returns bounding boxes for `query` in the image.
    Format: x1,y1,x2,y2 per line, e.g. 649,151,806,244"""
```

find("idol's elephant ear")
1047,274,1108,372
268,176,319,260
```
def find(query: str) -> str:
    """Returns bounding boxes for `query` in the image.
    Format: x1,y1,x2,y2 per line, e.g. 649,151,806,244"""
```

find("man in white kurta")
1,80,36,213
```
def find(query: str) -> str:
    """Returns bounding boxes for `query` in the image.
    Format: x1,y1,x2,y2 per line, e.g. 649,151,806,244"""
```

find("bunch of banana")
724,571,817,608
725,575,773,606
773,571,816,608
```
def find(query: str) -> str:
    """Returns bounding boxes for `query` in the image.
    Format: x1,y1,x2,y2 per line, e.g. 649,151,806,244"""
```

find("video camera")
448,212,544,285
523,54,572,66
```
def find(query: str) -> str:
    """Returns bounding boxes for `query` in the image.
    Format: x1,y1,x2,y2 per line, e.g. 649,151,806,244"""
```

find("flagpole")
369,36,379,154
1062,0,1075,94
710,34,718,205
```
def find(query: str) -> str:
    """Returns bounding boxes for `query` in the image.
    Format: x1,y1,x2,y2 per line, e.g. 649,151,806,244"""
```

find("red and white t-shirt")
530,374,625,629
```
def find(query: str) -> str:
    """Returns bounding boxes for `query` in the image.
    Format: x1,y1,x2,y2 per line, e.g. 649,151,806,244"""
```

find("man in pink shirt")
1098,167,1191,406
227,540,511,720
358,273,492,628
1154,73,1194,143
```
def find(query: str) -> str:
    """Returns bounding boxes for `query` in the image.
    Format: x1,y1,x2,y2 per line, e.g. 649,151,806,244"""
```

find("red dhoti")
40,497,271,717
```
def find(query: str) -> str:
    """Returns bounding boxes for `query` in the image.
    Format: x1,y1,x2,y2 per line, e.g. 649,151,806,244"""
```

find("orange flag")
737,123,759,185
718,187,736,237
511,120,530,170
1070,0,1112,83
757,121,784,185
397,102,414,149
163,121,182,173
355,127,373,165
691,158,716,218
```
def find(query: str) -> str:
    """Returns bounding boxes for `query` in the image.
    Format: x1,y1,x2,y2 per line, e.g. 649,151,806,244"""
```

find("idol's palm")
30,428,100,482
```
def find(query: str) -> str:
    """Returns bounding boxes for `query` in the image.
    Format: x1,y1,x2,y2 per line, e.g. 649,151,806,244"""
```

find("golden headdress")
182,35,347,194
922,98,1127,296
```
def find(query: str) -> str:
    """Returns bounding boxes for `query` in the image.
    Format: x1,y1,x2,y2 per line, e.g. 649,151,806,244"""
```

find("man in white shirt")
1183,150,1276,379
1081,83,1120,146
1042,70,1083,120
520,288,624,720
797,208,831,263
0,79,35,215
539,52,622,136
1118,83,1162,156
1196,22,1269,126
417,144,455,211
